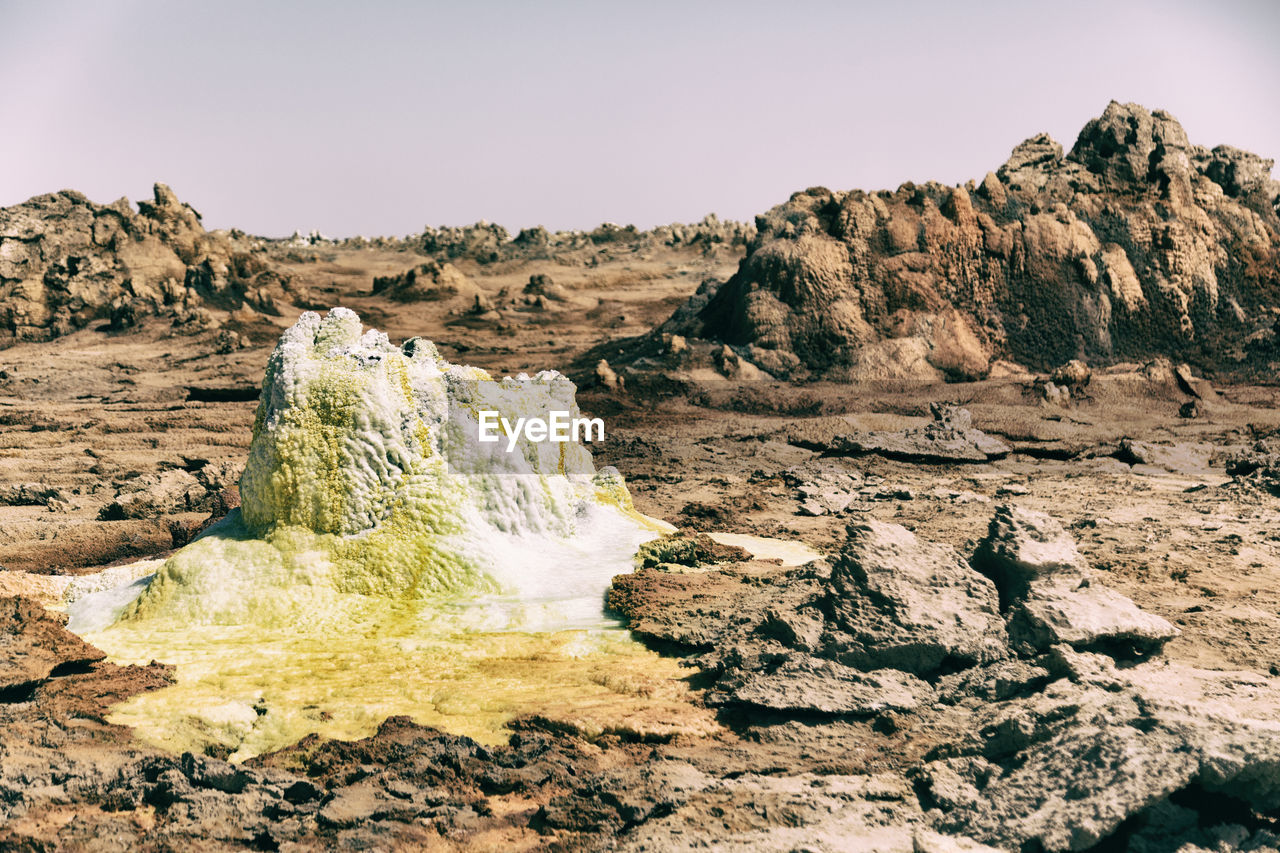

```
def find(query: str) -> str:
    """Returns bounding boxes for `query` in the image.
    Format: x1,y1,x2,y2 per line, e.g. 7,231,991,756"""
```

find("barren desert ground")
2,100,1280,852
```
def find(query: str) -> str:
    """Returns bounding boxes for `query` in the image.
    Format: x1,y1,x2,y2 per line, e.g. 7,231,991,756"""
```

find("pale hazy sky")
2,1,1276,237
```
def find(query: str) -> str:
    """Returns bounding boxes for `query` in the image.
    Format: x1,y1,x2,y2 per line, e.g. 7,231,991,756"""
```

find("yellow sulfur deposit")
89,622,712,763
71,308,696,760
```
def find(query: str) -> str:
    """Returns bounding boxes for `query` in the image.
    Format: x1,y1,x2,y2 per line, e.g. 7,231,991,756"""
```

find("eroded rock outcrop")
370,259,476,302
0,184,291,343
608,507,1280,851
659,101,1280,380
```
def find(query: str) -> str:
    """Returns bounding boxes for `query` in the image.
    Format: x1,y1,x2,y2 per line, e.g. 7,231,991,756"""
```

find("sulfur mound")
77,307,661,631
58,308,685,759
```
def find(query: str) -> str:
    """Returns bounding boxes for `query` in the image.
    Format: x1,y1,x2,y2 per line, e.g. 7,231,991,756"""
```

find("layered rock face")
0,184,290,343
668,102,1280,379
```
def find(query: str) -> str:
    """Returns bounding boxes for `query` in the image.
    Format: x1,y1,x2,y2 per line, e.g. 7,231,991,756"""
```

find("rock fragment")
829,404,1011,463
97,461,245,521
973,504,1178,656
0,483,70,509
0,596,106,693
709,654,934,715
595,358,621,389
924,672,1280,852
782,461,863,515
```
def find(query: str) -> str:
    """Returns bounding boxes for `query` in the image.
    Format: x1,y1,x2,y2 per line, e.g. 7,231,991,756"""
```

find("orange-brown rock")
671,102,1280,380
0,184,295,344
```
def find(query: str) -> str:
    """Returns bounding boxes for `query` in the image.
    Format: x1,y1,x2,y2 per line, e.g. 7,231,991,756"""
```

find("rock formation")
660,102,1280,380
370,259,476,302
411,214,754,263
89,307,658,630
826,519,1010,674
972,505,1179,656
0,184,292,344
827,403,1011,463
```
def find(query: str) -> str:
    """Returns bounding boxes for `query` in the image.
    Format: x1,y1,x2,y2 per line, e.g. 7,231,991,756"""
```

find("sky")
1,0,1277,238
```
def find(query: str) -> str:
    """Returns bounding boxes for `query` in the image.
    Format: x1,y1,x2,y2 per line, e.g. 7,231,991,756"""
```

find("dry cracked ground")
2,235,1280,852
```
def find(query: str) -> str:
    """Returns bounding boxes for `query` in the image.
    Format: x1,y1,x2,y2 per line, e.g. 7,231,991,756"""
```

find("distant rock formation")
0,184,293,344
661,102,1280,379
371,259,477,302
409,215,755,263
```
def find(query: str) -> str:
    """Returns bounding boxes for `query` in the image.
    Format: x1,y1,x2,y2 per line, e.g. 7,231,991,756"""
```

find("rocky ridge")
0,184,300,345
406,215,754,263
650,101,1280,381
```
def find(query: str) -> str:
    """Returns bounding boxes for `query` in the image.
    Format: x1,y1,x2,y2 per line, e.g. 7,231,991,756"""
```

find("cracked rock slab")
829,404,1011,463
922,665,1280,853
708,654,934,715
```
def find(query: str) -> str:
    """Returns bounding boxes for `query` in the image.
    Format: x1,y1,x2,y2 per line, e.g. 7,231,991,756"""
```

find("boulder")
1050,359,1091,392
826,519,1009,675
998,132,1064,181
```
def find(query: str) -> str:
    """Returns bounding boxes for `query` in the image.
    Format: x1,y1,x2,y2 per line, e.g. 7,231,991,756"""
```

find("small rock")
214,329,244,354
1051,359,1091,392
1038,380,1071,407
595,359,620,390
